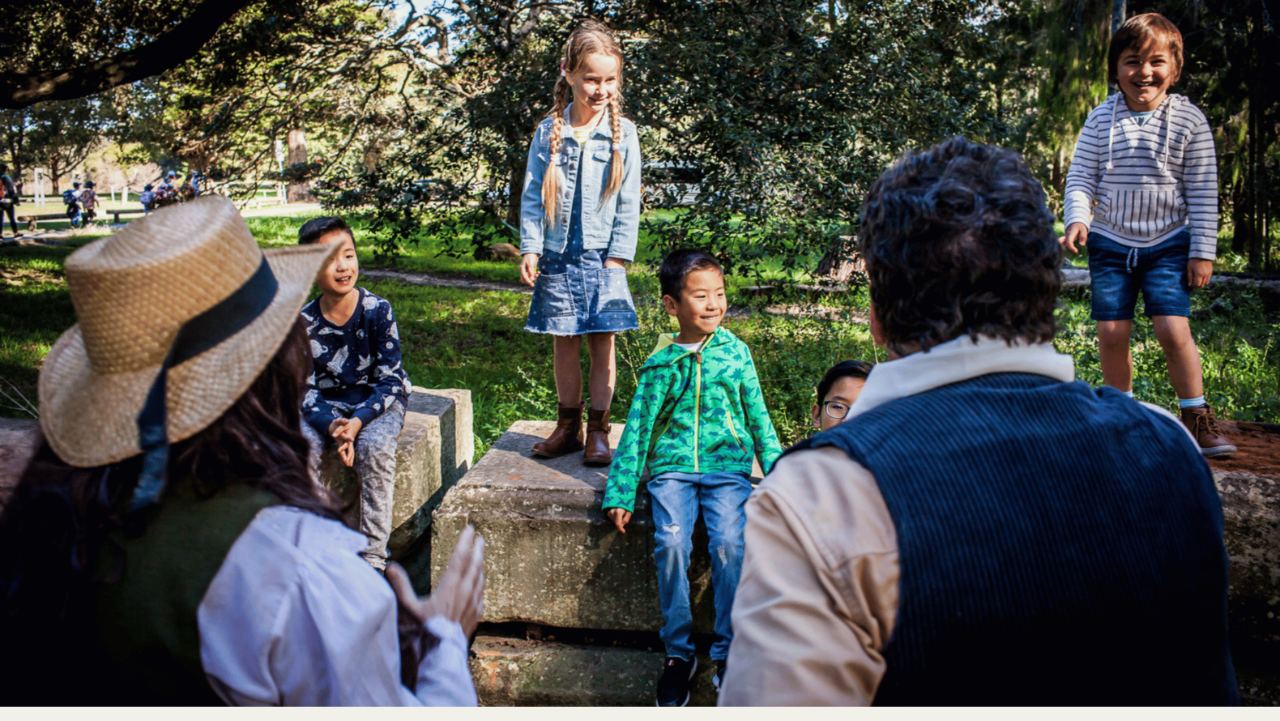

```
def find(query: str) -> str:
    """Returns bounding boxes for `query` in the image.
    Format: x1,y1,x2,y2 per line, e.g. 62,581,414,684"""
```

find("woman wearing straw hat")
0,196,485,706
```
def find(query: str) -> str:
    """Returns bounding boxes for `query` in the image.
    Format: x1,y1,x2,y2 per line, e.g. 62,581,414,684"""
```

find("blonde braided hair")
539,21,627,223
604,93,625,205
541,76,572,223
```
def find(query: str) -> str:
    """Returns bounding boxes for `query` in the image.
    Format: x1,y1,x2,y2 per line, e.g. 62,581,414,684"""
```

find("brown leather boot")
532,403,584,458
1180,404,1237,457
583,407,613,467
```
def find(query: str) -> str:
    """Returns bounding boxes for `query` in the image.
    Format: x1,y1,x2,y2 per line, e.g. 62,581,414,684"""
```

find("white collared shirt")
198,506,477,706
847,335,1076,420
846,334,1191,441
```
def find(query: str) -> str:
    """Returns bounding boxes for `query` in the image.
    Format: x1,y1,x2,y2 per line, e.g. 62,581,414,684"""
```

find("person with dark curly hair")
720,137,1236,706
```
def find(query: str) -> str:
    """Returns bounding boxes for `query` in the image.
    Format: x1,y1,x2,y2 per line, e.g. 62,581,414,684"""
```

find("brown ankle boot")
532,404,585,458
583,407,613,467
1180,403,1237,457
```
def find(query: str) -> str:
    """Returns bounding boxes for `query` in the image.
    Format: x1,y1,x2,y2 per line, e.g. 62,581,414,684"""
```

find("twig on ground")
0,377,39,418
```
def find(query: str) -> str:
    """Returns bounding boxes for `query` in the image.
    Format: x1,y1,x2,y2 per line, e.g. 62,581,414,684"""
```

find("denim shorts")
1088,229,1193,321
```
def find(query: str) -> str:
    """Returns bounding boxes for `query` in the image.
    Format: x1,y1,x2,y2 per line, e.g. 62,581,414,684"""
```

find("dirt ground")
1208,421,1280,474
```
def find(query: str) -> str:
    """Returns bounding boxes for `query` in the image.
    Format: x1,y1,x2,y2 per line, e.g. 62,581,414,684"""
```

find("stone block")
1215,468,1280,645
431,420,763,633
0,418,40,515
470,635,719,706
321,387,472,557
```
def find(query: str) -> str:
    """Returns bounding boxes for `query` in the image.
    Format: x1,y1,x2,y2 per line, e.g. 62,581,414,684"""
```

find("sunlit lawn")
3,209,1279,459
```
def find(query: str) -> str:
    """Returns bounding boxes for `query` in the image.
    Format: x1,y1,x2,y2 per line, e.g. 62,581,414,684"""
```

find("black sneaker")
712,658,727,693
655,656,697,706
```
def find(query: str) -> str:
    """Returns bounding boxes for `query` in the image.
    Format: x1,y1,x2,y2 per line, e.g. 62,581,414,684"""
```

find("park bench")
17,212,68,231
110,209,147,224
17,208,148,231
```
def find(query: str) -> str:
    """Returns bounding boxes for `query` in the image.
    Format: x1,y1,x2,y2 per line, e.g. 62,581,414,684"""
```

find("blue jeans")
648,470,753,661
1088,229,1193,320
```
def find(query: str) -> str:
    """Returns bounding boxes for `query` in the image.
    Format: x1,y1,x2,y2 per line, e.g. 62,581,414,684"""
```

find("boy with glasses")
811,360,874,432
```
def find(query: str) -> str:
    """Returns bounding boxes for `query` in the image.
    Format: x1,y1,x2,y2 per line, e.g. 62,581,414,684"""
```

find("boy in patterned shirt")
298,216,411,570
602,248,783,706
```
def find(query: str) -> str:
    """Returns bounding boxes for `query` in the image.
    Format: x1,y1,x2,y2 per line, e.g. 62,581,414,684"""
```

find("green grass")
4,209,1279,459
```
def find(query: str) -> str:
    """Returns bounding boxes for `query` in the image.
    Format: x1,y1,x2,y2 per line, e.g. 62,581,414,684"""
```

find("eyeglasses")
822,400,851,420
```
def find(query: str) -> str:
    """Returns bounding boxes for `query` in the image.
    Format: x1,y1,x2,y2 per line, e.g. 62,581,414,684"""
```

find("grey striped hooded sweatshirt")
1064,93,1218,260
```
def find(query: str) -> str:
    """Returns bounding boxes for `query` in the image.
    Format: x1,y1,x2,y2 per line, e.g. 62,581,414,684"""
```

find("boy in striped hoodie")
1061,13,1234,456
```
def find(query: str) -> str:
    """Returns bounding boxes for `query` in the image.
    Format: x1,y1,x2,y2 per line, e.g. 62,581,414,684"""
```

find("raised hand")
386,525,486,637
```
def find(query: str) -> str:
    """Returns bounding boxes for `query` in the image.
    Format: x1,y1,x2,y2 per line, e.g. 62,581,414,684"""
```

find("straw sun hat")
38,195,336,482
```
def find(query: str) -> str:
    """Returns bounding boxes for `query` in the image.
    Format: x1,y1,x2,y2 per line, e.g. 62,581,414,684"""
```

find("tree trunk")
1233,180,1248,255
1248,71,1261,268
286,127,314,203
506,158,523,228
9,159,24,192
1051,146,1065,194
1265,159,1273,271
1112,0,1126,37
815,234,864,284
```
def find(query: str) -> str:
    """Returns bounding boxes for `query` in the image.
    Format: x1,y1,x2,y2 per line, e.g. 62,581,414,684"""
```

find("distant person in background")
63,181,83,228
179,175,196,202
81,181,99,225
810,360,874,433
154,173,180,209
0,163,19,238
140,183,156,214
190,172,202,197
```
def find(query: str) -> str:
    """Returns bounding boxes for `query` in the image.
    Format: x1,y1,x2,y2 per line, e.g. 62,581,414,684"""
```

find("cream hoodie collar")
847,335,1076,420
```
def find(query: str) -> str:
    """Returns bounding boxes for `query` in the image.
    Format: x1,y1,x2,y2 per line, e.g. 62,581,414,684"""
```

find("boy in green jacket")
603,248,783,706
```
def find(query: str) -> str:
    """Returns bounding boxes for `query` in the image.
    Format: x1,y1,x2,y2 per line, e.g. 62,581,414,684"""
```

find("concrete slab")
1215,468,1280,645
431,420,763,633
470,635,719,706
321,387,472,557
0,418,41,515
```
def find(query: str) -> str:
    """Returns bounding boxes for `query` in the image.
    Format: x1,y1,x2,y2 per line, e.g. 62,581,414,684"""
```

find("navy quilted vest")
787,372,1237,705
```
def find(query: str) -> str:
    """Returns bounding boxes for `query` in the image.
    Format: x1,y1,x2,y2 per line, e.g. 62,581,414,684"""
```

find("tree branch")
1,0,260,109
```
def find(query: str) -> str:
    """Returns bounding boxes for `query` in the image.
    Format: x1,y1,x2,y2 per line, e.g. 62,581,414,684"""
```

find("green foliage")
127,1,406,179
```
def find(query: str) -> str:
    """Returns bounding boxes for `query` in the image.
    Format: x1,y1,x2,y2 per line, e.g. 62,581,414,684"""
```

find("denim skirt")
525,179,639,336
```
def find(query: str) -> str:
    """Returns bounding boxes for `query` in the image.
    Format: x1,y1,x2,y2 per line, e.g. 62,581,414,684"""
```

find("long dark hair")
0,318,344,701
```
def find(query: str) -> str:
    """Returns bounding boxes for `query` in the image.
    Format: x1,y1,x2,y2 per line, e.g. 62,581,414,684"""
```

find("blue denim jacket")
519,105,641,261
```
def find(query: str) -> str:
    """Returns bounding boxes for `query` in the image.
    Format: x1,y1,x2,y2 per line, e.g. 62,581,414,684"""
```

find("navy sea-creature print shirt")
301,287,411,436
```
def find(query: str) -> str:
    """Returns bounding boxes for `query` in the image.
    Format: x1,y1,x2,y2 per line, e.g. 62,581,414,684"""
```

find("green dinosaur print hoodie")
602,326,784,513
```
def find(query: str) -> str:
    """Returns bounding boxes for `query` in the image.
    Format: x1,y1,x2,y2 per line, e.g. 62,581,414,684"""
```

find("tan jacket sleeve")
718,446,899,706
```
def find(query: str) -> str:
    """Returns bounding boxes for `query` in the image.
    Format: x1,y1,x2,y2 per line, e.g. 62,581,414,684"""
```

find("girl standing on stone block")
518,20,642,467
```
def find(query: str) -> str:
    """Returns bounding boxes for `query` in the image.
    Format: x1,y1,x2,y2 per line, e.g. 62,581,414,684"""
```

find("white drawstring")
1158,95,1175,172
1105,93,1121,172
1126,247,1138,274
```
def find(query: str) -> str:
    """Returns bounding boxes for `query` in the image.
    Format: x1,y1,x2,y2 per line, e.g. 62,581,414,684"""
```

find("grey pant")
302,400,405,569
